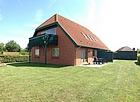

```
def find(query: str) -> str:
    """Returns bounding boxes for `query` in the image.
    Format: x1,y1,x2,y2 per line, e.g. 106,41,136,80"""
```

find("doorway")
81,50,87,62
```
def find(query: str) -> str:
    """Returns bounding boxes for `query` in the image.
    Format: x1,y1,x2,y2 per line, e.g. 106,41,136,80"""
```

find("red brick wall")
31,26,98,66
75,47,95,65
47,27,75,65
3,52,19,55
87,48,93,64
31,46,44,63
31,27,75,65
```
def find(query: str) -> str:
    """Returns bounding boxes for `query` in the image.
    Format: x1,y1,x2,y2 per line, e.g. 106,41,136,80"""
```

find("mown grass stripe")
0,60,140,102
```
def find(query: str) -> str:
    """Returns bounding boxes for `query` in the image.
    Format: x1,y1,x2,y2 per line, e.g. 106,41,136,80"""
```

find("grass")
0,60,140,102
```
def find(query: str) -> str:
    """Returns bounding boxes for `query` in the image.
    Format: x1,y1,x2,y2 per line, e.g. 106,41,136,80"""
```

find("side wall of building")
75,47,98,65
31,26,75,65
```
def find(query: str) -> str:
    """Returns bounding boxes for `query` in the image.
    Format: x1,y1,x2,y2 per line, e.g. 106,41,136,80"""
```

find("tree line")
0,40,28,52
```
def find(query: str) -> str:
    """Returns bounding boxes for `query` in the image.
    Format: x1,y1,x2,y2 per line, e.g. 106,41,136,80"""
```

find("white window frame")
81,32,88,39
52,48,59,57
35,49,39,57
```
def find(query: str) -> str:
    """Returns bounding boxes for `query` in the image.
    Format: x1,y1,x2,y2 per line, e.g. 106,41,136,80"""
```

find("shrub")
0,55,29,63
20,52,29,55
138,54,140,63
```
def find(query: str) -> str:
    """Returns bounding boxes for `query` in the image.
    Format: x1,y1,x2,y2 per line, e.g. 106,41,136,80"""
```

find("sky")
0,0,140,51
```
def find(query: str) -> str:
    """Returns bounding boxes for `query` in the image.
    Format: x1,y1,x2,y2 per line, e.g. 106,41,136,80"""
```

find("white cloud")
35,9,43,22
71,0,140,51
96,0,140,51
85,0,96,30
25,23,39,28
46,0,57,10
78,0,140,51
74,0,96,32
8,29,33,38
0,29,33,48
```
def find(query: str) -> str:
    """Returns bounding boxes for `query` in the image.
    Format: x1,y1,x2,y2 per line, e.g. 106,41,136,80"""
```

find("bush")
0,55,29,63
138,54,140,63
20,52,29,55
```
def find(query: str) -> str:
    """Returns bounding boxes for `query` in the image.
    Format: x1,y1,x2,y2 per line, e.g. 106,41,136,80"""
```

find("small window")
91,36,97,42
52,48,59,57
81,32,88,39
35,49,39,57
92,50,95,56
49,28,56,34
87,35,92,40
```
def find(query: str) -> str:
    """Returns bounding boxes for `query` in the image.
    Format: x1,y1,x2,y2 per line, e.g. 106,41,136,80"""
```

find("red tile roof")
36,14,109,50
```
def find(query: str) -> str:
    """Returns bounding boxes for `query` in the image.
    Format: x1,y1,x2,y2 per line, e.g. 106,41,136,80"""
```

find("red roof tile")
36,14,109,50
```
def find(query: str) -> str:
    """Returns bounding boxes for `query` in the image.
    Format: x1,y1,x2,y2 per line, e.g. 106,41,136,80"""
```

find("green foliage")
138,54,140,63
21,48,29,52
0,43,5,52
20,48,29,55
137,49,140,53
5,40,21,52
0,55,29,63
19,52,29,55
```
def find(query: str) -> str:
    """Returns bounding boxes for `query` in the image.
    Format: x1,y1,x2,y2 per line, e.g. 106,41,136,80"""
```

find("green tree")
137,49,140,53
0,43,5,52
5,40,21,52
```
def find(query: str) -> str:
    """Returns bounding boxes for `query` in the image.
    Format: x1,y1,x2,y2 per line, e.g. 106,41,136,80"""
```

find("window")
91,36,97,42
87,35,92,40
35,49,39,57
49,28,56,34
41,28,56,35
81,32,88,39
52,48,59,57
92,50,95,56
81,50,87,62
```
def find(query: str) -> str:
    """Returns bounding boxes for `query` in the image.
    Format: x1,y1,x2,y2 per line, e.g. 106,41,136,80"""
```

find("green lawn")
0,60,140,102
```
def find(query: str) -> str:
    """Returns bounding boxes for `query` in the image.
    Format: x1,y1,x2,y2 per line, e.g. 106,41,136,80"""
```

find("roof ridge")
57,14,91,32
36,14,57,29
34,14,109,51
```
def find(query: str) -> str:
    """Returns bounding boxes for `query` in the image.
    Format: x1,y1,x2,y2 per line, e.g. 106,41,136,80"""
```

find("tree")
137,48,140,53
5,40,21,52
0,43,5,52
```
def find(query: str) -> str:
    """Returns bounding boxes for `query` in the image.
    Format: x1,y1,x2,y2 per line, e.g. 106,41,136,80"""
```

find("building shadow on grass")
8,62,66,68
135,62,140,66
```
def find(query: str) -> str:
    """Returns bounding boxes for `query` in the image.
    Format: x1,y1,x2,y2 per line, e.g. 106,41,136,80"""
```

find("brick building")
28,14,109,66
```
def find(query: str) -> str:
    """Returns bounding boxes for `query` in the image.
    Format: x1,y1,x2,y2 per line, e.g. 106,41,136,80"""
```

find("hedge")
138,54,140,63
0,55,29,63
20,52,29,55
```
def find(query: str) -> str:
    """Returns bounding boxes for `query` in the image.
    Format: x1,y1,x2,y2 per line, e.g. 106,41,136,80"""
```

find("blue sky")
0,0,140,51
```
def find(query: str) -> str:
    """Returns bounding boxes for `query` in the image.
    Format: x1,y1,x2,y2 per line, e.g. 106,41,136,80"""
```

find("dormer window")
41,28,56,35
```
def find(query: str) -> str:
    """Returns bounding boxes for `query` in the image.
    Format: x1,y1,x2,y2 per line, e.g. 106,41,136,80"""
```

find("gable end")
33,22,77,46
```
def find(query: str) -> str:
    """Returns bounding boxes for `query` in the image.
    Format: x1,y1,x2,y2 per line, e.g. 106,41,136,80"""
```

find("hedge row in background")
19,52,29,55
0,55,29,63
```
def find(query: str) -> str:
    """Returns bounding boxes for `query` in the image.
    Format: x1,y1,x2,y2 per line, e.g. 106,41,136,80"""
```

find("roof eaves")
33,22,58,37
36,14,56,29
77,44,109,51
